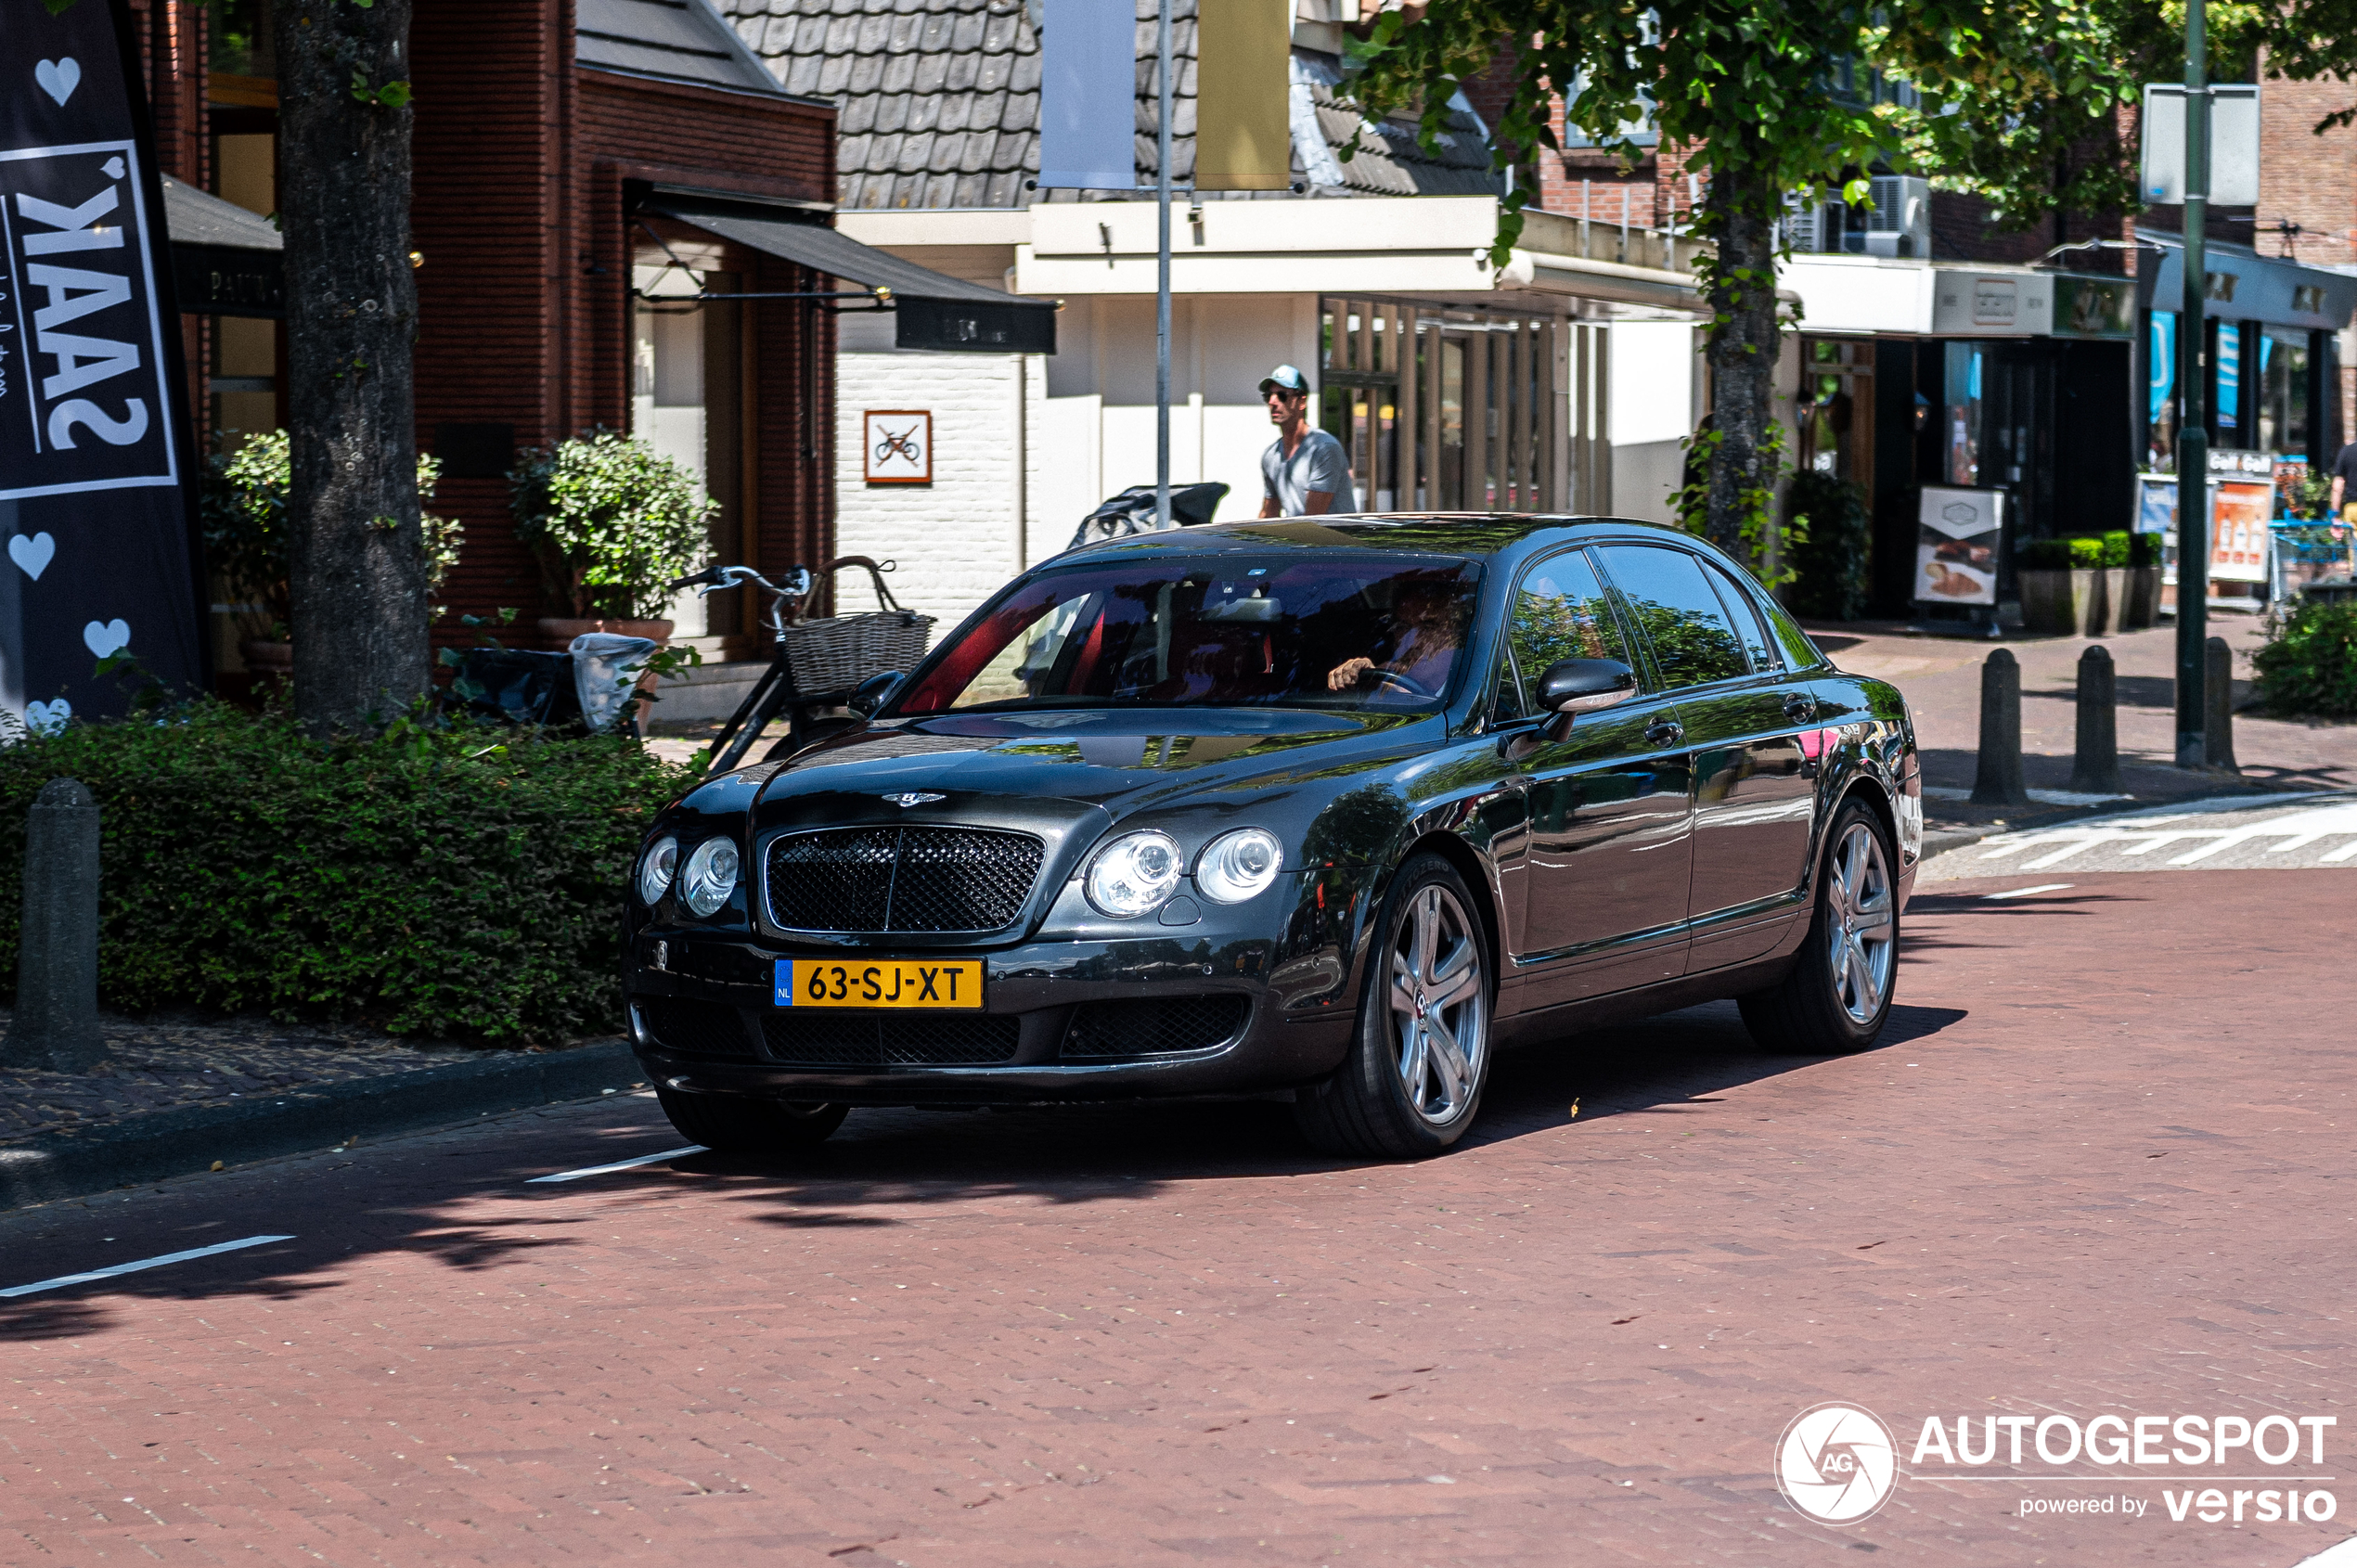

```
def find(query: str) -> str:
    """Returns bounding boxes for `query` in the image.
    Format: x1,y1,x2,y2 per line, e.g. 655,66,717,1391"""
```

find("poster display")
0,0,203,727
2209,480,2272,584
2135,474,2176,534
1913,485,2004,606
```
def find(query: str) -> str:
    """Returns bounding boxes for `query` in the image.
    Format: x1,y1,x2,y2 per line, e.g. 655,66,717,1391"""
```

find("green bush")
2097,530,2131,568
200,431,460,640
509,431,717,620
0,703,692,1042
2023,535,2120,571
1782,471,1872,621
2129,532,2164,568
2253,597,2357,717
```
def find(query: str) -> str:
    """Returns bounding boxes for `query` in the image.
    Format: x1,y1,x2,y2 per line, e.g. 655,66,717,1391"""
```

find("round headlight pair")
1083,828,1283,918
638,834,740,917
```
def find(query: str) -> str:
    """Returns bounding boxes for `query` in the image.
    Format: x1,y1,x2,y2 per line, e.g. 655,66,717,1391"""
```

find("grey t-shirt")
1262,428,1357,516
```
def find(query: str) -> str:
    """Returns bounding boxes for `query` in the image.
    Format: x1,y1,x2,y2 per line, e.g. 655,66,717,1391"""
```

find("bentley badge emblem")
884,791,947,807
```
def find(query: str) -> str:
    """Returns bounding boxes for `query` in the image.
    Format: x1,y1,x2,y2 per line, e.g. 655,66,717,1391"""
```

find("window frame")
1588,540,1762,696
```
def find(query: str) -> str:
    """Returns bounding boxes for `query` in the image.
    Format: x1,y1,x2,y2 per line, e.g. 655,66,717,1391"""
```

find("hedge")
2254,596,2357,718
1783,471,1873,621
0,702,692,1042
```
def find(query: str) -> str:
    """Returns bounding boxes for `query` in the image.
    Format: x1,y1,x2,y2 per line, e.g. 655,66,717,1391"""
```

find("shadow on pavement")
0,993,1979,1338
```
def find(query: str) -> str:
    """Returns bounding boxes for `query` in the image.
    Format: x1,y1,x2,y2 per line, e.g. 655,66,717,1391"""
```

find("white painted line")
0,1234,295,1299
2325,839,2357,864
527,1146,705,1184
2022,840,2099,870
1984,884,2075,900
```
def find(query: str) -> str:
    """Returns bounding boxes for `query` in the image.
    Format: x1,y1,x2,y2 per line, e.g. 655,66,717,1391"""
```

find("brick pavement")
0,870,2352,1566
0,1014,490,1146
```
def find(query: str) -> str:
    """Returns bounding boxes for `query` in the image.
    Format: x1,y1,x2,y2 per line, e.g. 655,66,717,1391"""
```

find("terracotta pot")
238,638,294,674
536,617,673,651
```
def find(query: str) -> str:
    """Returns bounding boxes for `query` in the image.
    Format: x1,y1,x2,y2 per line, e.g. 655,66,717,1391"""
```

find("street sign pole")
1154,0,1173,530
2176,0,2211,767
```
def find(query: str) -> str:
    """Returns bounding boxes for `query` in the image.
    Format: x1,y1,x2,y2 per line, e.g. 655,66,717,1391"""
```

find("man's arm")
2333,474,2345,518
1301,490,1336,516
1260,495,1282,518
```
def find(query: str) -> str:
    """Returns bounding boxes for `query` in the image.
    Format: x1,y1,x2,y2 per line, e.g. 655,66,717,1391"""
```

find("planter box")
2124,565,2161,629
2019,567,2132,636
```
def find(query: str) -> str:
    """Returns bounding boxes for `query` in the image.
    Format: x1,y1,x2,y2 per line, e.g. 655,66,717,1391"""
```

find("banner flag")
1038,0,1138,190
1196,0,1291,190
0,0,205,728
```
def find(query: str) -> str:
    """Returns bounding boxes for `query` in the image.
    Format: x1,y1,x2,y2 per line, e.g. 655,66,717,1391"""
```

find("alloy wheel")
1388,882,1488,1125
1824,820,1896,1025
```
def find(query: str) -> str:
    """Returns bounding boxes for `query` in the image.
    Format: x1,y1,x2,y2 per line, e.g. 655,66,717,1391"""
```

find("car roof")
1073,513,1688,561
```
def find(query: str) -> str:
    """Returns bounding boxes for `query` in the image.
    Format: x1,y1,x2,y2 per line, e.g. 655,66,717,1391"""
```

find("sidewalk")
1808,613,2357,839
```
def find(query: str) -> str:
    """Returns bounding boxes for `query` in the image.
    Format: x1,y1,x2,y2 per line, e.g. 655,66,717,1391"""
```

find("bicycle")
669,555,935,773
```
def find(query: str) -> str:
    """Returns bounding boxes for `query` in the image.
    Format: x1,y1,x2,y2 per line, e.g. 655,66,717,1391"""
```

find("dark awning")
642,193,1056,354
162,174,284,318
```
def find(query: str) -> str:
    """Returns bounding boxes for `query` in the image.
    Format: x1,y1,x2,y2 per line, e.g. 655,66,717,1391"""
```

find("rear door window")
1592,544,1751,689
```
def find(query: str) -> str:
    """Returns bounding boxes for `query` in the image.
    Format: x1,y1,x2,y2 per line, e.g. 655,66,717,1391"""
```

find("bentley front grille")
765,826,1044,934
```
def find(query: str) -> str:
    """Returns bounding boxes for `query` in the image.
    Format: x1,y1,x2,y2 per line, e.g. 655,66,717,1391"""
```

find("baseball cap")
1258,364,1309,395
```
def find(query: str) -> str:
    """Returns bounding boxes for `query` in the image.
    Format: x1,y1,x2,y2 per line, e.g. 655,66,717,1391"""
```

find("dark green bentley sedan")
625,516,1922,1159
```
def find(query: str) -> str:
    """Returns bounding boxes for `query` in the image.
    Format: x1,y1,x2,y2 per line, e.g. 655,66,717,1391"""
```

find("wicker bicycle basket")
776,557,935,694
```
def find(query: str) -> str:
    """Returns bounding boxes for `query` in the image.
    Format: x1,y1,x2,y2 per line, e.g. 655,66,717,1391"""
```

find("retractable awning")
161,174,283,318
642,193,1056,354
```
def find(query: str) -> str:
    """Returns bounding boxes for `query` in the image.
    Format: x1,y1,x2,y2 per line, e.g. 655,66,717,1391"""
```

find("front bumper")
625,923,1360,1106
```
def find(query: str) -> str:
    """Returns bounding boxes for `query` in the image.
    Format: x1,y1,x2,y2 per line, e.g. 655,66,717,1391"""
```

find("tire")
1738,799,1900,1055
1293,852,1494,1159
655,1087,848,1152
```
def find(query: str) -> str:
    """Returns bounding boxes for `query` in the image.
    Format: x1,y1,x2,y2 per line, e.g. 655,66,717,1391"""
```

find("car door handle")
1644,719,1684,748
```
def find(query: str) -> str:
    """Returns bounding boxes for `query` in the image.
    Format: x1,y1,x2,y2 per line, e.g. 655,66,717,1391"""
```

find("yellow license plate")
776,958,984,1009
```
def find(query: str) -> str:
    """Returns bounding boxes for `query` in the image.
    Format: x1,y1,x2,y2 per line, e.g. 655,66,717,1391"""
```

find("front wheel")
1294,853,1493,1159
655,1088,847,1152
1738,800,1899,1055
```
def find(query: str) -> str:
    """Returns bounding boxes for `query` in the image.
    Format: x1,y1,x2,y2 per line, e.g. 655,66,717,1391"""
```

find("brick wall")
2256,72,2357,444
406,0,838,635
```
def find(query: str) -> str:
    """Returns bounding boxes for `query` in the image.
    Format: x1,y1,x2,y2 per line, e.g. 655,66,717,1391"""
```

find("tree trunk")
1698,167,1784,564
273,1,425,732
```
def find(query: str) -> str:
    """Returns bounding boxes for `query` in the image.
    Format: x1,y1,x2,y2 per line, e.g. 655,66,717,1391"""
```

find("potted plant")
2017,535,2106,635
507,431,716,649
2125,530,2164,629
1783,471,1873,622
201,431,460,677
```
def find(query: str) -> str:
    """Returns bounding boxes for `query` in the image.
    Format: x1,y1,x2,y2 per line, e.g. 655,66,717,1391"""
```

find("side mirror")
1537,658,1637,715
850,670,905,716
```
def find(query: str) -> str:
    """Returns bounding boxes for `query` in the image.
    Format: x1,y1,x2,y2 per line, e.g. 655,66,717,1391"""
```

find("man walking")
1257,365,1356,518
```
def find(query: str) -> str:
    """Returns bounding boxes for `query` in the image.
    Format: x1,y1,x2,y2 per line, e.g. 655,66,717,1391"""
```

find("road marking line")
2325,840,2357,863
527,1146,705,1184
1984,884,2075,900
0,1235,295,1299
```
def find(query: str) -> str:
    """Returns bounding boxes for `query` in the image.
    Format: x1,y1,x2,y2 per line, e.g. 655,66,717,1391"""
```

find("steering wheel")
1366,667,1435,699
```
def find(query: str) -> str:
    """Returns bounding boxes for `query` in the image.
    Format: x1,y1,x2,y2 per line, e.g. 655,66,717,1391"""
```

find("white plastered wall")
1607,319,1703,524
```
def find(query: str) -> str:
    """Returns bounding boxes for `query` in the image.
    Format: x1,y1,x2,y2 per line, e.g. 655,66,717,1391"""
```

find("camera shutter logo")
1775,1403,1899,1524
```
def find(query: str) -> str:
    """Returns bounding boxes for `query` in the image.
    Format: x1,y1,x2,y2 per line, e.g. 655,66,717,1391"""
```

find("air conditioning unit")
1854,174,1930,258
1784,192,1831,254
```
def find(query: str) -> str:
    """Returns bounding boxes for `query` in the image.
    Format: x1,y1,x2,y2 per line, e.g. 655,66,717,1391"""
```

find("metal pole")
1154,0,1173,529
2176,0,2211,767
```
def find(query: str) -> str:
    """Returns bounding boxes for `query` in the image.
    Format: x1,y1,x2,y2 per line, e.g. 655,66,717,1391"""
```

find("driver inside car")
1325,580,1470,692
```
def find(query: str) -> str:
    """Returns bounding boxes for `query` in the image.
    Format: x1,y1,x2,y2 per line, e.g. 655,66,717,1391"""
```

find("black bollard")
2067,645,2124,796
2205,636,2239,773
2,778,107,1073
1970,649,2030,806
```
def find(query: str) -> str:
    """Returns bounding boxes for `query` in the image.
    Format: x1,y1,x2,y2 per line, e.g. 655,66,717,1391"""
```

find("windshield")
895,554,1483,714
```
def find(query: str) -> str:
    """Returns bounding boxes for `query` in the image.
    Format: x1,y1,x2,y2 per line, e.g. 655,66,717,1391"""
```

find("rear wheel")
1294,853,1492,1159
1738,800,1898,1055
655,1088,847,1152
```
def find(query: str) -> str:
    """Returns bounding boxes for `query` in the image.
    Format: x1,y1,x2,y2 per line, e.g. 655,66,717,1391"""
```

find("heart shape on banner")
84,619,131,660
35,58,81,107
8,533,56,580
25,699,71,737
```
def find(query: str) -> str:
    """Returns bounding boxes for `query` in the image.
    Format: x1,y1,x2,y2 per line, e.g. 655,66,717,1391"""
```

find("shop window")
2146,312,2178,471
2257,326,2311,458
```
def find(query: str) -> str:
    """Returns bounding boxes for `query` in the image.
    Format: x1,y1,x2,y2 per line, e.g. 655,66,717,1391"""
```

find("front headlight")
638,835,679,905
1195,828,1283,903
1085,829,1183,918
678,837,741,917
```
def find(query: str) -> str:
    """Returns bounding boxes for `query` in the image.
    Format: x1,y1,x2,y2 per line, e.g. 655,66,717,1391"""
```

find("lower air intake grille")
641,997,756,1059
766,825,1045,934
1063,996,1249,1058
761,1012,1022,1066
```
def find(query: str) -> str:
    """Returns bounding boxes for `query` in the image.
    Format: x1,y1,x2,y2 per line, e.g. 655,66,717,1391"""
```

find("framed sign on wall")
864,410,933,484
